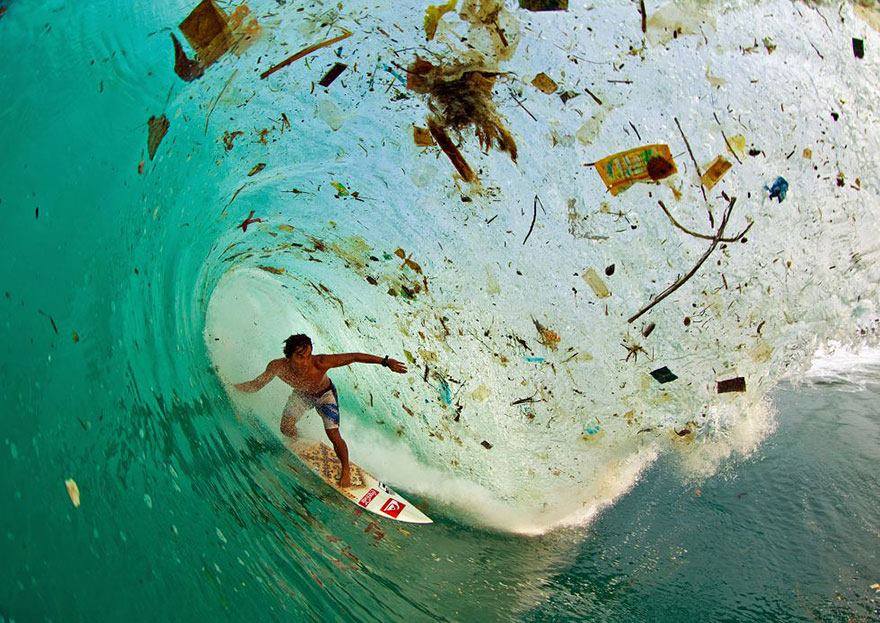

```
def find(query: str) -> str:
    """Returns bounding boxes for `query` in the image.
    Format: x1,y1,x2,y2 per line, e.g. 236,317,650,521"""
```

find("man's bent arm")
234,360,278,392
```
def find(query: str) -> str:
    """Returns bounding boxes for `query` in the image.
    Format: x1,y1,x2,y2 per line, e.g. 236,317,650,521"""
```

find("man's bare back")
233,334,406,488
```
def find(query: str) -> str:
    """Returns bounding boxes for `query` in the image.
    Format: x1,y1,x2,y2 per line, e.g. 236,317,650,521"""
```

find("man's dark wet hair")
283,334,312,358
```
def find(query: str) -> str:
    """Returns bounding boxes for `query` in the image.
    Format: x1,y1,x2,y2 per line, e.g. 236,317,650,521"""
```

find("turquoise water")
2,0,879,621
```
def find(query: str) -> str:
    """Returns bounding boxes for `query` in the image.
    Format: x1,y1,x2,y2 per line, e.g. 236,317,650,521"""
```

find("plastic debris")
594,144,677,196
424,0,457,41
531,72,558,94
260,29,352,80
524,356,545,363
852,38,865,59
319,62,348,87
519,0,568,10
650,366,678,384
717,377,746,393
247,163,266,176
766,176,788,202
533,318,561,350
438,380,452,405
222,130,244,151
642,322,655,338
582,268,611,298
481,440,493,449
701,155,732,190
171,33,205,81
413,126,435,147
239,210,263,232
65,478,81,508
147,115,170,160
257,265,285,275
179,0,234,68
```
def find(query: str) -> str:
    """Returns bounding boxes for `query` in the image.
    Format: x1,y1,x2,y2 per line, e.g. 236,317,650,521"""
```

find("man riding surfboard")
234,334,407,488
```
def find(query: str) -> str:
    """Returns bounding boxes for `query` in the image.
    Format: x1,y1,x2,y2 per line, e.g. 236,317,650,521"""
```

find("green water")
1,0,879,621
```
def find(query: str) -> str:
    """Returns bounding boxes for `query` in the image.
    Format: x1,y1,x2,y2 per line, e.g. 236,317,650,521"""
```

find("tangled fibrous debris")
407,56,517,162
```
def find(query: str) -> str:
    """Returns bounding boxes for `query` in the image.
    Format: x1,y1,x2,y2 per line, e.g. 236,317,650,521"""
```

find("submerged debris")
408,56,517,164
427,119,477,182
766,176,789,202
171,33,204,82
531,72,558,94
582,267,611,298
424,0,458,41
594,144,677,196
650,366,678,384
519,0,568,10
147,114,170,160
533,318,561,350
413,126,435,147
179,0,234,67
319,62,348,87
701,155,732,190
65,478,81,508
260,29,352,80
852,37,864,59
239,210,263,232
717,377,746,393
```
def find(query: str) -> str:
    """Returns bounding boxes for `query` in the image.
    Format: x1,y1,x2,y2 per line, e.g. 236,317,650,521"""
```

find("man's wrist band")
382,355,389,367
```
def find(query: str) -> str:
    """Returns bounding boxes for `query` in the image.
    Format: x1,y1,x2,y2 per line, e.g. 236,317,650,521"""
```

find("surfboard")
290,440,432,524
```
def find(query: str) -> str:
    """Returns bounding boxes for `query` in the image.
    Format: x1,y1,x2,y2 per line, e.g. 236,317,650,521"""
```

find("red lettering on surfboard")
380,498,406,518
358,488,379,508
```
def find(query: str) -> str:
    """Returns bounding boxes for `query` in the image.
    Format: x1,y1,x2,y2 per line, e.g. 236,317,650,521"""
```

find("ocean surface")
1,0,878,621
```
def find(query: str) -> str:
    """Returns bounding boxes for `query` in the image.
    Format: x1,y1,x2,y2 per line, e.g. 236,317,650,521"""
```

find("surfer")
234,334,407,488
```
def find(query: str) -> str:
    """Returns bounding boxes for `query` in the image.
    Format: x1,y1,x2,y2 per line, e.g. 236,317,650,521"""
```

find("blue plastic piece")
766,176,789,202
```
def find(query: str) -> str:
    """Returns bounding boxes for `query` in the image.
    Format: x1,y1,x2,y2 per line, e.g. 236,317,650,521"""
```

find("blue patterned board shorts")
282,382,340,431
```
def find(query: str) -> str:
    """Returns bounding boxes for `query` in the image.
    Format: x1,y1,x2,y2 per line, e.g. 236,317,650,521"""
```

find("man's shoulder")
268,358,286,370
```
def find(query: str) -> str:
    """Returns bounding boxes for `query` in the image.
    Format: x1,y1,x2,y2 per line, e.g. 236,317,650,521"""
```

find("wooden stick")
427,120,476,183
260,30,352,79
674,116,711,223
639,0,647,33
628,197,737,324
658,200,752,242
523,195,539,245
713,112,742,164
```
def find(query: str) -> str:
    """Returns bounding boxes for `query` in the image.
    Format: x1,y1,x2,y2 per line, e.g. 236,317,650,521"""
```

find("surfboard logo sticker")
358,488,379,508
380,498,406,518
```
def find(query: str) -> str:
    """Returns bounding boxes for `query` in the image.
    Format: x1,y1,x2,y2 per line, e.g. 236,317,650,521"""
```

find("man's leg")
325,428,351,488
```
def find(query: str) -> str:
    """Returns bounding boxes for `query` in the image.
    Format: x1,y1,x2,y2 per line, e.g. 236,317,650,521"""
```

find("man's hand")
385,358,407,374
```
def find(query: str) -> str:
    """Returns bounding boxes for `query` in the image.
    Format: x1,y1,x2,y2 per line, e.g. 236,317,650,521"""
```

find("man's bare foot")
337,470,351,488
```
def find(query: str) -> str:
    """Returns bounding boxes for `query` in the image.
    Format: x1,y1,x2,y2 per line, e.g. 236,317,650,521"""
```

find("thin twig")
638,0,647,33
628,197,737,323
584,87,602,106
509,90,537,121
713,112,742,164
206,70,238,134
658,200,752,242
674,117,711,224
523,195,539,245
260,30,352,79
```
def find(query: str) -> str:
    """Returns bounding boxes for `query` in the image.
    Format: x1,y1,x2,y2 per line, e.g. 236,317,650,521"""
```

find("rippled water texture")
1,0,879,621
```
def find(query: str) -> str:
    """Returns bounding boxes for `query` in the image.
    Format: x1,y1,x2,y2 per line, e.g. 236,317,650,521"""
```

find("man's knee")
325,427,344,444
280,415,297,438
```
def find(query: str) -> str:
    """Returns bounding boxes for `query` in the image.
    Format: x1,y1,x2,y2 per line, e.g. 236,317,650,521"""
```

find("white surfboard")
290,440,432,524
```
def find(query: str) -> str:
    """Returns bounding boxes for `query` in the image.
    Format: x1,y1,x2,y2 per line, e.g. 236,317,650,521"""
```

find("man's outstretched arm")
234,360,280,392
316,353,407,373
